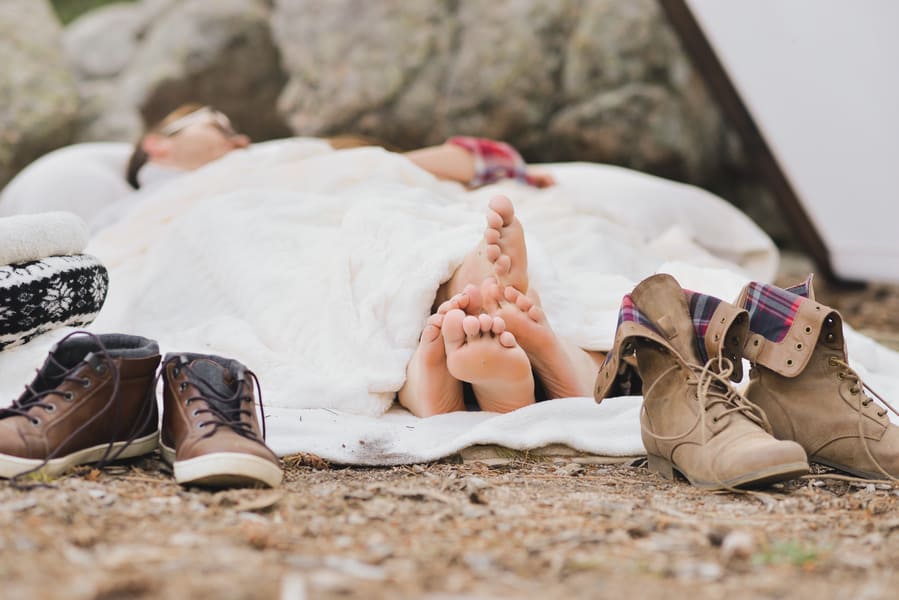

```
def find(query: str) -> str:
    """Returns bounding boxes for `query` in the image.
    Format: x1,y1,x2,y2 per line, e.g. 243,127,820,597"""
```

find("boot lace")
4,331,155,488
830,357,898,482
642,356,772,445
164,356,267,444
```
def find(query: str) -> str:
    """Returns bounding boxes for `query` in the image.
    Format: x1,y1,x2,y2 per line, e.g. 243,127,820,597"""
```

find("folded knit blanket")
0,212,89,266
0,254,108,351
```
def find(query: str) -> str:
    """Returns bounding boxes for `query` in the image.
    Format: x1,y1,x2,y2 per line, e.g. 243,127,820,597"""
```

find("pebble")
721,530,756,561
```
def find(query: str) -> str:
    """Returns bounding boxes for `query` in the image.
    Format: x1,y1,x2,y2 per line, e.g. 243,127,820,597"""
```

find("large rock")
0,0,78,188
64,2,160,80
118,0,290,140
272,0,733,184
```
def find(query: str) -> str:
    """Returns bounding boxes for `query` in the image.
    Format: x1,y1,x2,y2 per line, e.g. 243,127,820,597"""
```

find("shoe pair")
0,332,282,488
597,273,899,489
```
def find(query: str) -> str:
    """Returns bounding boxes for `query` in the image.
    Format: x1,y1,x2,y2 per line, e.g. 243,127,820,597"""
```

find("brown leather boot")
0,332,160,479
160,353,282,488
738,278,899,480
596,274,808,489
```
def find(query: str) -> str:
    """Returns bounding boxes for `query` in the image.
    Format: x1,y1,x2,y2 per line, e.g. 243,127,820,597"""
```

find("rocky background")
3,0,785,242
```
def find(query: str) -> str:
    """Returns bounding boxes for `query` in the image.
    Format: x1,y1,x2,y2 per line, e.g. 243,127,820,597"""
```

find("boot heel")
647,454,675,480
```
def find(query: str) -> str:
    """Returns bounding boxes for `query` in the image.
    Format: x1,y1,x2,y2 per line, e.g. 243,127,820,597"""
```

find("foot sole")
161,444,282,488
0,431,158,479
647,454,809,490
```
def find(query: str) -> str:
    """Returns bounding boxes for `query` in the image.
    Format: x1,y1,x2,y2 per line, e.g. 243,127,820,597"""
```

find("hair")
125,103,207,189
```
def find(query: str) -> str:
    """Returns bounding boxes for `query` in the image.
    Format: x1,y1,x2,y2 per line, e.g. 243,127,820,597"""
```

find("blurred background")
1,0,789,245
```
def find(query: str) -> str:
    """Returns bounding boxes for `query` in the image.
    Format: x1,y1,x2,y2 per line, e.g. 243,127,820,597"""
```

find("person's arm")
404,137,555,189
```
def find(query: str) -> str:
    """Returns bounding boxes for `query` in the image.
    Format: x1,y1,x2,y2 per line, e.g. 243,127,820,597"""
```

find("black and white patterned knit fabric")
0,255,109,351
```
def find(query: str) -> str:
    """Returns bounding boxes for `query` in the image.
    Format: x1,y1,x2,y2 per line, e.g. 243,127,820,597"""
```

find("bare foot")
482,280,600,399
399,287,481,417
441,308,535,413
434,195,528,308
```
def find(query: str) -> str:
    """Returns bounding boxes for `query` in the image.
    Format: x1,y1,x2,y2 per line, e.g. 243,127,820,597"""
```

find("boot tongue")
21,339,95,400
630,274,703,364
188,359,237,400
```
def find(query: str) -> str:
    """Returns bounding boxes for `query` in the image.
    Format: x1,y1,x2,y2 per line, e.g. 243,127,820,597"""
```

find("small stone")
721,530,756,561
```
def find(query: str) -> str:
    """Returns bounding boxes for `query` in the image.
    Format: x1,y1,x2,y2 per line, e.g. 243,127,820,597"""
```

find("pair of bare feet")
398,195,603,417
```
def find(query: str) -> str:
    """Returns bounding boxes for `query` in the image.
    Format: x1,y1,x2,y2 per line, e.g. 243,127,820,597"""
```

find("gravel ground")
2,253,898,600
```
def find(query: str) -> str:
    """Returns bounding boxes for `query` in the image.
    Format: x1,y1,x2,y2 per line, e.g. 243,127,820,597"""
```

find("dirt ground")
2,254,898,600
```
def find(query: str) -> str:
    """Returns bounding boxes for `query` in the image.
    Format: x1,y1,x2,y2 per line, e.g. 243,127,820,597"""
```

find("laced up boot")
596,274,808,489
0,332,160,480
160,353,282,488
738,276,899,480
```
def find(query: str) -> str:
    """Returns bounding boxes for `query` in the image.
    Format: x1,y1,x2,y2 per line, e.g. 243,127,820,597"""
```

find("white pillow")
0,143,134,228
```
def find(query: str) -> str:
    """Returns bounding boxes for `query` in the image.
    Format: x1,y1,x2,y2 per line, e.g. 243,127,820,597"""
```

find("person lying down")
127,103,556,193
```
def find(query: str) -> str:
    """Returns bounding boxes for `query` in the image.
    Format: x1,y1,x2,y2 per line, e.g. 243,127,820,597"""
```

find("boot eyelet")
179,382,188,392
81,378,91,388
714,334,720,341
851,387,860,395
753,339,760,347
44,404,56,413
826,333,835,343
804,326,813,334
31,417,41,427
197,423,207,429
795,343,803,350
786,359,793,366
64,391,74,401
878,411,887,417
94,364,107,375
173,367,181,377
191,409,200,417
837,373,845,380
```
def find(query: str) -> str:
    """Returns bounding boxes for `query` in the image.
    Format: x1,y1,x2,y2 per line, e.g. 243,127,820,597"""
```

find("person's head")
126,104,250,188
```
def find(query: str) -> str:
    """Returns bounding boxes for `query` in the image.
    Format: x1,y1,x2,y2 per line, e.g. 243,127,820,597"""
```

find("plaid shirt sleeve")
446,136,536,188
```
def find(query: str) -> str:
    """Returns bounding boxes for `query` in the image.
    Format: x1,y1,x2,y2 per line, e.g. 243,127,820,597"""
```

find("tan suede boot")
738,278,899,480
596,274,808,489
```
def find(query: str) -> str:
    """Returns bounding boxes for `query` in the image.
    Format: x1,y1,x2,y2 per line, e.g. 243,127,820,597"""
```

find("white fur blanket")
2,139,896,464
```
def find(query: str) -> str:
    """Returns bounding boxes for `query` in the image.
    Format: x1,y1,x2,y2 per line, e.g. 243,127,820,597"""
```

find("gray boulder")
0,0,79,188
272,0,733,184
118,0,289,140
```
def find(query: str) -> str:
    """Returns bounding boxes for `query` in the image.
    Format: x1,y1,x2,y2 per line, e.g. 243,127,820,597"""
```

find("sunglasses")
158,107,239,138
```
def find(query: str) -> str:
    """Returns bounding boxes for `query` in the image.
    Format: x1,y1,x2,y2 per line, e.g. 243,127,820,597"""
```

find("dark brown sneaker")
160,353,282,488
0,332,160,480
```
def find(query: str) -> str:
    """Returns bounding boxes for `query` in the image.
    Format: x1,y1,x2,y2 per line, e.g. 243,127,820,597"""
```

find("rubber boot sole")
647,454,809,490
811,456,895,481
0,431,158,479
161,444,282,488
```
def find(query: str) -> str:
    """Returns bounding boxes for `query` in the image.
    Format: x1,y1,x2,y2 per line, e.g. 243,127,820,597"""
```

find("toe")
486,210,503,230
463,284,483,314
494,255,511,276
486,244,501,262
491,316,506,335
441,309,467,350
484,229,501,245
498,331,517,348
478,313,493,333
488,195,515,226
421,323,441,343
462,315,482,339
515,293,532,311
